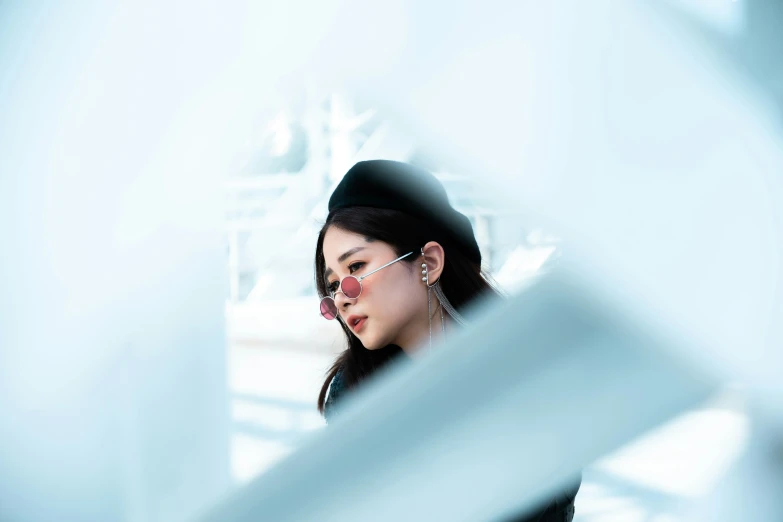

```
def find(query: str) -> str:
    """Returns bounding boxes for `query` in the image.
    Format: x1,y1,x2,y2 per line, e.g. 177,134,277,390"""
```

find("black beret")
328,160,482,264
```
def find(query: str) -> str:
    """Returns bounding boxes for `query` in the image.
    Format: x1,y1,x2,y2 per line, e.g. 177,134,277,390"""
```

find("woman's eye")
326,263,364,294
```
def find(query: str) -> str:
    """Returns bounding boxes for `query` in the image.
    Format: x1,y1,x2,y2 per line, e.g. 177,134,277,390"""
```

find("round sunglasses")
320,251,415,320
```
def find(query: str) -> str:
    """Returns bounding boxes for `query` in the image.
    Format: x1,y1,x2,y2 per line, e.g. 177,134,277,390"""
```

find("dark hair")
315,206,500,414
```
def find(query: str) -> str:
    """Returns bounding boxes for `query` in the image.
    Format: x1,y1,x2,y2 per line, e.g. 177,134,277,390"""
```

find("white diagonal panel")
200,269,715,522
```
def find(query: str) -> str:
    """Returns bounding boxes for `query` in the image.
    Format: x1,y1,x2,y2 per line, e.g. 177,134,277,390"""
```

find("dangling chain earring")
421,248,446,351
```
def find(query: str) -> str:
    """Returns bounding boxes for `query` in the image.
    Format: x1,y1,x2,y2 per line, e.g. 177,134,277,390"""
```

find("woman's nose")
334,290,352,310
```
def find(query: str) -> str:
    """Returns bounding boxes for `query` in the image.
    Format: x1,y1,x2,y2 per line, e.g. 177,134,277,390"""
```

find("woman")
313,160,580,522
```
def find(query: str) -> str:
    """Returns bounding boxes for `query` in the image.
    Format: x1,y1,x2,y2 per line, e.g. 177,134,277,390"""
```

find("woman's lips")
352,317,367,333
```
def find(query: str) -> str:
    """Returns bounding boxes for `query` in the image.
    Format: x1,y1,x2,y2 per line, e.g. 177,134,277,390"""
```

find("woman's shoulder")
323,366,347,423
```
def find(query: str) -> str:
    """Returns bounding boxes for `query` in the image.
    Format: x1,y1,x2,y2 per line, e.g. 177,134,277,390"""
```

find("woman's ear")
421,241,446,285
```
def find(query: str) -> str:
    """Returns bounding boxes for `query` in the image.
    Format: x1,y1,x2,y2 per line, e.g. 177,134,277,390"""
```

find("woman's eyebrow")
324,246,367,280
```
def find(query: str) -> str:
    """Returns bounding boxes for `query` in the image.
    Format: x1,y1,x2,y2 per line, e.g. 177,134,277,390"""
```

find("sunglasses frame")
319,250,415,320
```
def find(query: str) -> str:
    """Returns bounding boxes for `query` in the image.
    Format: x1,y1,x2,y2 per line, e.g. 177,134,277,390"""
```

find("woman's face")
321,226,429,350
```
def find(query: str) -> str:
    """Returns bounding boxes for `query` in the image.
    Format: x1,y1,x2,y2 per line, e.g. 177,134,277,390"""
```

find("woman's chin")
358,326,395,350
360,334,384,350
363,340,382,350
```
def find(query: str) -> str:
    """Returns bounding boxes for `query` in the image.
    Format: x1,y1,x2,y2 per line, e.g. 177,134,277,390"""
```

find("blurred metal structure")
223,92,527,306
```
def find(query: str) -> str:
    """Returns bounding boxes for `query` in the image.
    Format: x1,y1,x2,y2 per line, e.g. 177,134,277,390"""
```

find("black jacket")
324,368,580,522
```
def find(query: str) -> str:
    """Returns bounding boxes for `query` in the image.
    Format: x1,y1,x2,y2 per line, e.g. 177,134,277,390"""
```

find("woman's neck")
399,301,454,359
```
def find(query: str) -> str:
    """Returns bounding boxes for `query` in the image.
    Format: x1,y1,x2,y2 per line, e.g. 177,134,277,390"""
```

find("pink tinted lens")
320,297,338,320
341,276,362,298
